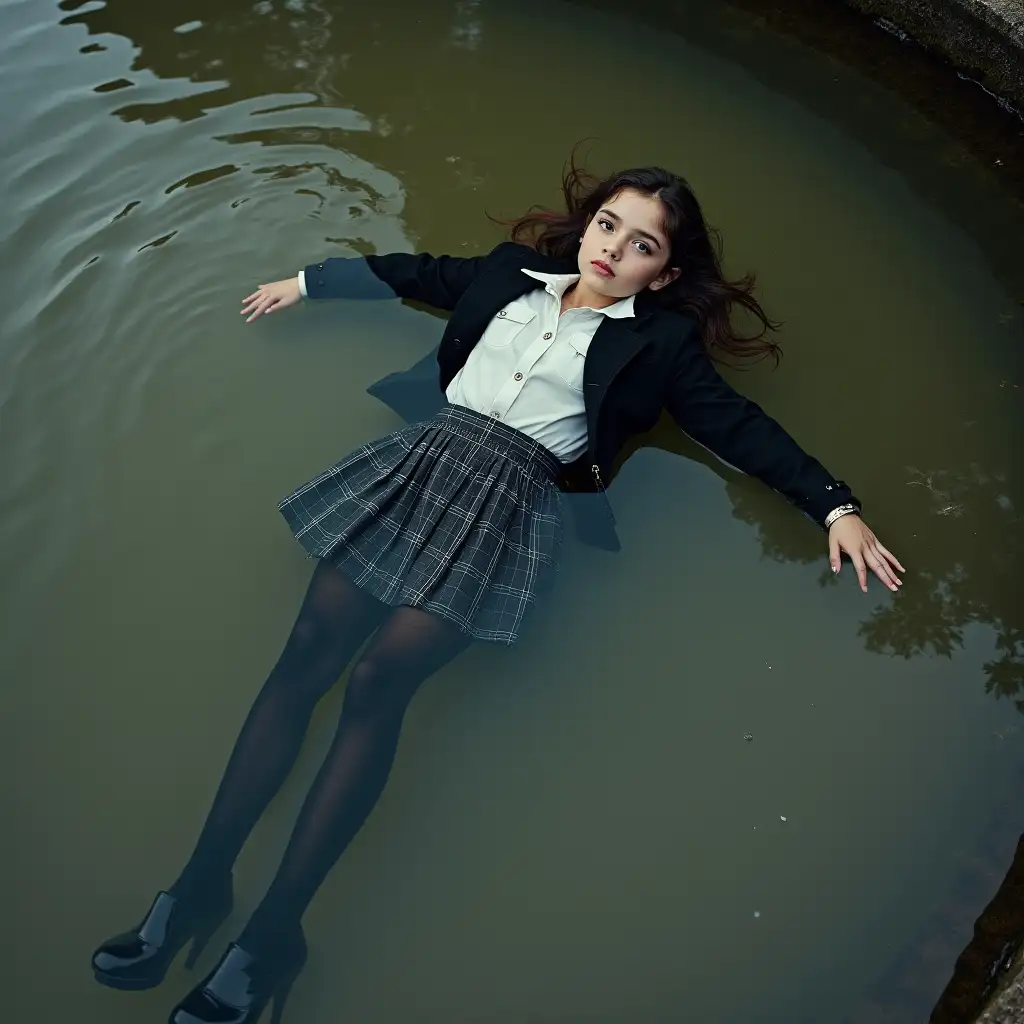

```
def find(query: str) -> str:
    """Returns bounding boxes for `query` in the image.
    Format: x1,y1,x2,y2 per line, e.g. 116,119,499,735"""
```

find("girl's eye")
635,240,651,255
598,219,613,231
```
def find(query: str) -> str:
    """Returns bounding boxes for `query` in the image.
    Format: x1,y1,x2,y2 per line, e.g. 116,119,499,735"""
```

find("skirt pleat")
278,403,566,645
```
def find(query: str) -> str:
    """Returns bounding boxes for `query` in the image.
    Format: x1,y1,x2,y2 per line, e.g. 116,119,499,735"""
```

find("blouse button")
498,310,507,318
543,332,552,340
514,372,523,381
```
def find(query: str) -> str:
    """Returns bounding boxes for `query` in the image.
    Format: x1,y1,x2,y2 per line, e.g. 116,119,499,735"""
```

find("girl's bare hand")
241,278,301,322
828,515,905,593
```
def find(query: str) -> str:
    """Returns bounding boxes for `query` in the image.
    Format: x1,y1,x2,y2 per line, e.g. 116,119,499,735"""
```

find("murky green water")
3,1,1023,1021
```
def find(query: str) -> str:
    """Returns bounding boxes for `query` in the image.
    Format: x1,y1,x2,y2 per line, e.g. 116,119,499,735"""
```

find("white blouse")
299,267,635,463
445,270,634,462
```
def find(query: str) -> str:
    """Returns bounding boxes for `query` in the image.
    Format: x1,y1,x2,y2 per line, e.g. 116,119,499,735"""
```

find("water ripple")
0,13,405,644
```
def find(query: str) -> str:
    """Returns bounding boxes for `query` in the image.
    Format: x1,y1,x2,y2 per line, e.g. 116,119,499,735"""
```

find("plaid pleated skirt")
278,403,566,645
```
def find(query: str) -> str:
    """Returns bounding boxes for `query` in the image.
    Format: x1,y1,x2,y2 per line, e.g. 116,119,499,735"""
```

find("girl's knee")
267,614,349,701
343,656,412,719
278,610,344,667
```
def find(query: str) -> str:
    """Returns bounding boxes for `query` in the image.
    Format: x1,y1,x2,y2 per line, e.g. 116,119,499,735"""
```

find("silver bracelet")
825,503,859,529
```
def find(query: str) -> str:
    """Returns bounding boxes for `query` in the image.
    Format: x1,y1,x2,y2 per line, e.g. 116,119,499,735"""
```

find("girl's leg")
171,561,387,897
235,605,472,955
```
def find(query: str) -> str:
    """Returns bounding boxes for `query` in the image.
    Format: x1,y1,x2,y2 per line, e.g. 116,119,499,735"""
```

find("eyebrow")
597,208,664,249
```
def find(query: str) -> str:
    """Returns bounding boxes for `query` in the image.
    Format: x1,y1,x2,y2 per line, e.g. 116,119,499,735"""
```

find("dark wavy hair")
498,155,782,365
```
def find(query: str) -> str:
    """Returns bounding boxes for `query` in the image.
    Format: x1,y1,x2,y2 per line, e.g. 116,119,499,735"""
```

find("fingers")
241,287,266,320
241,285,279,322
865,549,900,592
245,298,270,323
876,542,906,574
860,536,904,592
840,542,904,593
245,300,277,323
242,289,279,323
850,550,868,593
242,280,300,322
832,519,907,595
874,545,902,588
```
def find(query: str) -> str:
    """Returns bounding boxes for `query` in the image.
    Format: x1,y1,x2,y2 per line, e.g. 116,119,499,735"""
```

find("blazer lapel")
450,258,554,343
582,316,652,455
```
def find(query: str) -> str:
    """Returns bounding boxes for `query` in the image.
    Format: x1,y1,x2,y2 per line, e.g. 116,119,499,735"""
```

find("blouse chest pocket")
551,333,588,393
479,299,536,349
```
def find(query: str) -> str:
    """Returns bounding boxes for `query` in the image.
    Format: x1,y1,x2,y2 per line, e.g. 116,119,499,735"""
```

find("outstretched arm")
306,250,494,309
240,242,515,323
664,335,904,593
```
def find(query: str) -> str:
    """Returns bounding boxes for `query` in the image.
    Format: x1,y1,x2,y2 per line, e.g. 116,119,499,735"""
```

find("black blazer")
303,241,859,550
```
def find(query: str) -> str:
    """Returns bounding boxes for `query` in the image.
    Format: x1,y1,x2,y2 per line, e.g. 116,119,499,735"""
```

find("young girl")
91,161,904,1023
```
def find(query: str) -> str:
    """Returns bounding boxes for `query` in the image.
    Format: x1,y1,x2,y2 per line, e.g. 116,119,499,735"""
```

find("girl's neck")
560,281,620,315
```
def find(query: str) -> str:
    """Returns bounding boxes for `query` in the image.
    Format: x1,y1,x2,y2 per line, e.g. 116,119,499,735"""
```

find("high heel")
268,966,300,1024
91,880,233,991
182,913,220,971
169,927,307,1024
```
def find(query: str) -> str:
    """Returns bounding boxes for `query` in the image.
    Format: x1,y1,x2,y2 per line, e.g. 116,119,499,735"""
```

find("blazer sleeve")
663,333,860,528
302,242,512,311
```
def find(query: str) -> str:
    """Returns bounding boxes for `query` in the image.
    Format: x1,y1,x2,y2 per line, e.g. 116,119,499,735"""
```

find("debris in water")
780,816,788,822
743,733,754,742
754,911,761,918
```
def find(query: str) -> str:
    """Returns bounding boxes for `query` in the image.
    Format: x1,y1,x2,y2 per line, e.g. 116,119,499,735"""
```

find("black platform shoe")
91,881,233,991
168,928,307,1024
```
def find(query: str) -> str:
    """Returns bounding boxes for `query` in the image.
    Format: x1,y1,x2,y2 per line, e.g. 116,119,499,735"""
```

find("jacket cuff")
805,481,861,528
301,260,329,299
301,257,397,300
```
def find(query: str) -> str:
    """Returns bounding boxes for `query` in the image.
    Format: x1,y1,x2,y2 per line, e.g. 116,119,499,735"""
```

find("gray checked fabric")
279,404,566,645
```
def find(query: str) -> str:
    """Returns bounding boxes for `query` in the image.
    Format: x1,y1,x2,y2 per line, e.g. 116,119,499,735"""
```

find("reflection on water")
636,423,1024,717
2,1,1023,1022
734,453,1024,712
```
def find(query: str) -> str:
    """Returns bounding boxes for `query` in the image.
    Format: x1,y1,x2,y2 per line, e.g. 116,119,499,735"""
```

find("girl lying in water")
92,158,904,1024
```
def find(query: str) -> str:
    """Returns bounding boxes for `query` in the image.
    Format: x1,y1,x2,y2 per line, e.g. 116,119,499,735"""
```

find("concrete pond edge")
839,0,1024,112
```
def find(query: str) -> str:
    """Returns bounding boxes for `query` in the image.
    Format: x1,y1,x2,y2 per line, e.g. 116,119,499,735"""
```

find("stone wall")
840,0,1024,109
980,966,1024,1022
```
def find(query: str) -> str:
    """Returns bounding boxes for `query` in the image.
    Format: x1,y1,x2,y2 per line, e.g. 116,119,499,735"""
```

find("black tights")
171,561,471,954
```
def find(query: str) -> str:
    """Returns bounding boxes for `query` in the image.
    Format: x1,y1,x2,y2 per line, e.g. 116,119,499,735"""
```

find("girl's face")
577,188,680,300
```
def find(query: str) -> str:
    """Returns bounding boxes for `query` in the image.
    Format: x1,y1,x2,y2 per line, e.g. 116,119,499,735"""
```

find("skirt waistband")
432,404,565,484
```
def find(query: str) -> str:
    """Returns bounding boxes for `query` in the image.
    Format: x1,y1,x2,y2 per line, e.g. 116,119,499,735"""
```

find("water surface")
2,1,1023,1021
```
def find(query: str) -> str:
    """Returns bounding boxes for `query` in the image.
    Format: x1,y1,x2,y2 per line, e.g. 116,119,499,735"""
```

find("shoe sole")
92,969,165,991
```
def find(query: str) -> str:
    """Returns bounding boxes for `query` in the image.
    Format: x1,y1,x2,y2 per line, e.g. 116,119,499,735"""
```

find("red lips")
591,260,614,277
